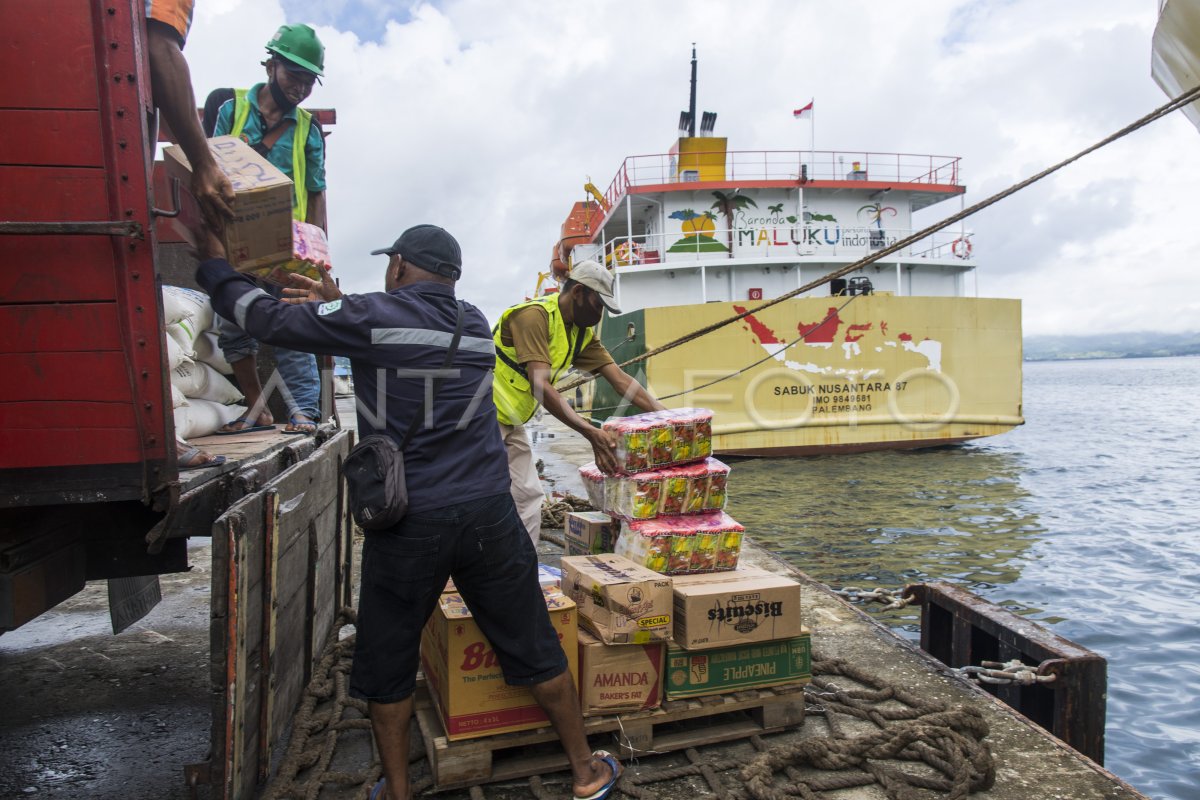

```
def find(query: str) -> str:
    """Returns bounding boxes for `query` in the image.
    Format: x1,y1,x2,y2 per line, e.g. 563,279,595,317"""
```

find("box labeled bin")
566,511,616,556
560,554,672,644
671,566,803,650
164,136,294,271
577,629,664,716
664,631,812,700
420,586,578,741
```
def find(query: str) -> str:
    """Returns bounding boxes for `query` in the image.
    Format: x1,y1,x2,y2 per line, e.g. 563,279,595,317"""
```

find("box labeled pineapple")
560,554,672,644
664,631,812,700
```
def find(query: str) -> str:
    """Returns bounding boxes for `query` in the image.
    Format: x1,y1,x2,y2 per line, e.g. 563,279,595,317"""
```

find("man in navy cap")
195,224,622,800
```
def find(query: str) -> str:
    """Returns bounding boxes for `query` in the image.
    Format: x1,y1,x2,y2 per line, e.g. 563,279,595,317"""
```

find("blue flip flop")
282,413,318,435
369,777,387,800
573,750,622,800
213,414,275,435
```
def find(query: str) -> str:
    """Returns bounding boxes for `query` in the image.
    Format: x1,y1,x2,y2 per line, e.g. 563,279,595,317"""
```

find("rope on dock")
541,493,596,530
739,658,994,800
259,612,997,800
559,83,1200,395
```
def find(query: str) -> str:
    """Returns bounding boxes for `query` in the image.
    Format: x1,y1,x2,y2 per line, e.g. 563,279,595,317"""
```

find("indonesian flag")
793,101,814,119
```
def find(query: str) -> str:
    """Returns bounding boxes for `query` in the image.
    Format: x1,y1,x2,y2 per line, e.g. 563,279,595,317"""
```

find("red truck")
0,4,353,797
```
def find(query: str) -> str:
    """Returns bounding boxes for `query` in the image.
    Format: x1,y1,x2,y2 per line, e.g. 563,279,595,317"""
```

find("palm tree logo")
667,208,726,253
710,190,758,256
768,203,784,215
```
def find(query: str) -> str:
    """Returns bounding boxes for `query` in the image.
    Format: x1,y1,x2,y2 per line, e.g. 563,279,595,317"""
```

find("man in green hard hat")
209,24,329,436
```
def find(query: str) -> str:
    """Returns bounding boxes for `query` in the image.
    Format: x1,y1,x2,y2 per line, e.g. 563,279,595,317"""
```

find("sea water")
730,355,1200,800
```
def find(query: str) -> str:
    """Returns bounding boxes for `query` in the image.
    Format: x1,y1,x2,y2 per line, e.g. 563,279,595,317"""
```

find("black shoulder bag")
343,301,465,530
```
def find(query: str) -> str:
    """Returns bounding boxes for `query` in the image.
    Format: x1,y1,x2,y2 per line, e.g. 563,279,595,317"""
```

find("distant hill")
1024,332,1200,361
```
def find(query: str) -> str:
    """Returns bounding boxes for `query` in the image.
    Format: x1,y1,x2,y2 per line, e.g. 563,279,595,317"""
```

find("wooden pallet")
414,683,806,791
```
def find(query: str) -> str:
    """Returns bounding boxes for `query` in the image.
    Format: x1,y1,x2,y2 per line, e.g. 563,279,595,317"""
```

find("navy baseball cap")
371,224,462,280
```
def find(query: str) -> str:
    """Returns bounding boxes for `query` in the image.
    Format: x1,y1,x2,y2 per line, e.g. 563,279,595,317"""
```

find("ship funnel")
678,110,693,137
699,111,718,136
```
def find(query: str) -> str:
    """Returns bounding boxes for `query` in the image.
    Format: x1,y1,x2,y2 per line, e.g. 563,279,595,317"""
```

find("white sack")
165,334,190,371
166,319,199,356
171,384,189,409
162,285,215,332
193,330,234,375
174,400,247,439
172,359,243,404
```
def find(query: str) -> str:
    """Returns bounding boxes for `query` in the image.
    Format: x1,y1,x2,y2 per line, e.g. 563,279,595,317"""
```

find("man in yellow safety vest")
209,24,329,436
492,260,665,543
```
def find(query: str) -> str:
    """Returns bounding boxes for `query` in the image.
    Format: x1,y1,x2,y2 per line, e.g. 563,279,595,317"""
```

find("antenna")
688,44,697,137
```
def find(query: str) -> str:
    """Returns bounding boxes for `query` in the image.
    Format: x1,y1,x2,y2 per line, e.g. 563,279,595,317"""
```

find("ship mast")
687,44,697,137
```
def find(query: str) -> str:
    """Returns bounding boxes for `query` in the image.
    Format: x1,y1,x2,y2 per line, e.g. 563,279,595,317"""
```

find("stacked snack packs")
602,408,713,474
614,513,744,575
579,458,730,520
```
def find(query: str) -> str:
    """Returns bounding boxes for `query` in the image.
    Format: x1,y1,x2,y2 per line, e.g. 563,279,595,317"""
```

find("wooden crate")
414,682,806,791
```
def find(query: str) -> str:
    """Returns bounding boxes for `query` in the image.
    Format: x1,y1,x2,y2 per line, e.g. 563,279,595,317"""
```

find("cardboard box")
577,629,664,716
420,586,578,741
163,136,294,270
664,632,811,700
671,566,803,650
560,554,672,645
566,511,616,556
243,220,332,286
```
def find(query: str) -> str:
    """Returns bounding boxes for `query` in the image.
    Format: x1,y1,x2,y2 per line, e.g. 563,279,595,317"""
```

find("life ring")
609,240,642,266
951,237,973,260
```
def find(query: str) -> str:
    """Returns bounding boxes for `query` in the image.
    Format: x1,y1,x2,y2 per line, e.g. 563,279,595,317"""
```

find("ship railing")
602,150,962,209
595,228,975,268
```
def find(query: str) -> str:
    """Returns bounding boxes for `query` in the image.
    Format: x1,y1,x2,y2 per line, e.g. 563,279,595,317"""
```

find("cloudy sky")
183,0,1200,336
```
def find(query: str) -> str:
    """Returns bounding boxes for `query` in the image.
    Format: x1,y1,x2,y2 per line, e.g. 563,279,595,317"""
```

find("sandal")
369,777,387,800
283,413,318,435
214,414,275,435
573,750,622,800
178,445,226,471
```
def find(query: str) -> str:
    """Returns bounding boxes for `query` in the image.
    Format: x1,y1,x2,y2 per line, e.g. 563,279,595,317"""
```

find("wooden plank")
0,167,110,221
0,302,122,353
416,683,807,790
0,109,104,167
0,237,118,303
0,1,99,110
1,352,133,402
0,426,141,470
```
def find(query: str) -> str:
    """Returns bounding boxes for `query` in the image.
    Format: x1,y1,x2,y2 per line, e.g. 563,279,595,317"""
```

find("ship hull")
589,294,1023,456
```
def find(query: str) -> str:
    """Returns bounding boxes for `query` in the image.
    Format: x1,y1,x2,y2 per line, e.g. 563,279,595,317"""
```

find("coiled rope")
560,83,1200,394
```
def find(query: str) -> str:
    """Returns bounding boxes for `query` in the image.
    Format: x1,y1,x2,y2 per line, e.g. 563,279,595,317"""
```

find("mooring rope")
263,620,996,800
559,83,1200,395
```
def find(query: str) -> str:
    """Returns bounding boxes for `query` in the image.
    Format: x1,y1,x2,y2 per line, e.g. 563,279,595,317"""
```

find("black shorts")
349,492,567,703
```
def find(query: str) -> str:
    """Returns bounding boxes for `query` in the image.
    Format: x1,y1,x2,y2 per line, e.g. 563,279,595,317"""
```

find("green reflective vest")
492,296,593,427
231,88,312,222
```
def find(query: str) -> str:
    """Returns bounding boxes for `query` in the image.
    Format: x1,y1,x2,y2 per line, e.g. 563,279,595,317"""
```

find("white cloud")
182,0,1200,335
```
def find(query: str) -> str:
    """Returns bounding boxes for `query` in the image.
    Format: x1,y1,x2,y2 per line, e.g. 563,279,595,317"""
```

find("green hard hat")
266,24,324,76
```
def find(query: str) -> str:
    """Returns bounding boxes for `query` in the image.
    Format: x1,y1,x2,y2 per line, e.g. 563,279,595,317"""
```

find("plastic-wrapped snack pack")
615,512,745,575
579,457,730,520
579,463,606,511
601,408,714,474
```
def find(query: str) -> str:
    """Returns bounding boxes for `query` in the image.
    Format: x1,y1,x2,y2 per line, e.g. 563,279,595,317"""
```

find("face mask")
268,76,298,112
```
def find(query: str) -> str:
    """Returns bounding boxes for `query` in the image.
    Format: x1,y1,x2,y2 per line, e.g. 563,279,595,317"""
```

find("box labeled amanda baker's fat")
664,631,811,700
577,628,664,716
671,565,803,650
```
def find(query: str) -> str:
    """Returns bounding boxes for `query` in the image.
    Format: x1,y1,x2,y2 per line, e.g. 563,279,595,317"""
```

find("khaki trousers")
500,422,544,544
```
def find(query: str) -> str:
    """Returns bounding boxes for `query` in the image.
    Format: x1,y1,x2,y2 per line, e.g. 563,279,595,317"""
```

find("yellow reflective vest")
492,296,593,426
230,88,313,222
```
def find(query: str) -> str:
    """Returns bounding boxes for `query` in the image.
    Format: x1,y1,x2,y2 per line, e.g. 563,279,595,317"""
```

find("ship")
545,51,1024,456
